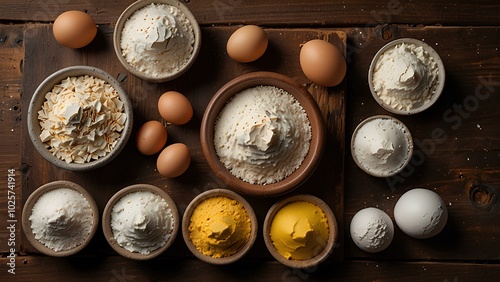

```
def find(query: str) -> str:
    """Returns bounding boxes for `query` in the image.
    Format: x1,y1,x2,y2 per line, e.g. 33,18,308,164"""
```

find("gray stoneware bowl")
368,38,446,115
27,66,133,171
114,0,202,82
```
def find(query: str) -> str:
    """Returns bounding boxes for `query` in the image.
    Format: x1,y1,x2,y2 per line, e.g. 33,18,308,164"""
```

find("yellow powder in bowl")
188,196,251,258
270,201,329,260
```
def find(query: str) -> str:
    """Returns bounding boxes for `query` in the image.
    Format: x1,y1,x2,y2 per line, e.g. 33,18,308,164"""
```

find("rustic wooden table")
1,0,499,281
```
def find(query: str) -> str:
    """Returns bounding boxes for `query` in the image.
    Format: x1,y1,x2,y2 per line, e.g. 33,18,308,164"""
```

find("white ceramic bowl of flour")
368,38,445,115
351,115,413,177
114,0,201,82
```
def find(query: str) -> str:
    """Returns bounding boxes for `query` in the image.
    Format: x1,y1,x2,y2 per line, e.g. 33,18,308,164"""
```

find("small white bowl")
351,115,413,177
27,66,133,171
368,38,445,115
114,0,202,82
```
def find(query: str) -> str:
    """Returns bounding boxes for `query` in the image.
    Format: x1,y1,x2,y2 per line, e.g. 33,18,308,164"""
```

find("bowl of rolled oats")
27,66,133,171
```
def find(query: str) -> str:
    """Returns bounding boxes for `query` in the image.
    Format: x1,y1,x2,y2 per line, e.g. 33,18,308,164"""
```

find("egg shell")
394,188,448,239
350,207,394,253
53,10,97,49
299,39,346,87
226,25,268,63
135,121,168,155
156,143,191,178
158,91,193,125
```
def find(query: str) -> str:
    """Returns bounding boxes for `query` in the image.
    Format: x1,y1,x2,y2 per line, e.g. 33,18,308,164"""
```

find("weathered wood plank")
0,24,24,254
0,0,499,26
19,25,346,262
1,256,499,281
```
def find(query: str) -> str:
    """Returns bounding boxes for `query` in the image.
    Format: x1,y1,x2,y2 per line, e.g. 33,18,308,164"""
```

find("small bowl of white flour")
351,115,414,177
368,38,445,115
22,181,99,257
102,184,179,260
114,0,201,82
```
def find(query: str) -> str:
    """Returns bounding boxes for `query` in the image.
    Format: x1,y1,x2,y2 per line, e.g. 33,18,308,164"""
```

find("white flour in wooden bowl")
29,188,94,252
120,3,195,78
214,86,312,185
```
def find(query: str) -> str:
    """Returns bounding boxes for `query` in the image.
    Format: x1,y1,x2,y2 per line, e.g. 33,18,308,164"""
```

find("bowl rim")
368,37,446,115
263,194,338,269
350,115,414,177
181,188,258,265
200,71,326,197
21,180,99,257
101,184,180,260
113,0,202,82
26,65,134,171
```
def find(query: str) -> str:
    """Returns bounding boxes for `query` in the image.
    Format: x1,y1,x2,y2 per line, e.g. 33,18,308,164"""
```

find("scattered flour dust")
29,188,93,252
214,85,311,184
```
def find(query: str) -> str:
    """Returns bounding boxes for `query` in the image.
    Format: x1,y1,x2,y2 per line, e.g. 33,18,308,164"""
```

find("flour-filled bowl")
114,0,202,82
368,38,445,115
22,180,99,257
200,72,326,197
102,184,179,260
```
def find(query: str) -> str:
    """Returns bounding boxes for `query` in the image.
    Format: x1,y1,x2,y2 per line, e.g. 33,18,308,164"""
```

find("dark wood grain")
19,25,346,263
2,256,500,281
1,0,499,27
0,0,499,279
342,26,500,261
0,24,23,254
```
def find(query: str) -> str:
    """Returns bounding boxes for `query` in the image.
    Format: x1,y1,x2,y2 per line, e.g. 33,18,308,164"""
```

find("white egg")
394,188,448,239
350,207,394,253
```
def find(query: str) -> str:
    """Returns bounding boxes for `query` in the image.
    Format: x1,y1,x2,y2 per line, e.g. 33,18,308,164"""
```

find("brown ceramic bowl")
27,65,133,171
102,184,179,260
114,0,202,82
263,194,338,269
21,180,99,257
200,72,326,197
182,189,258,265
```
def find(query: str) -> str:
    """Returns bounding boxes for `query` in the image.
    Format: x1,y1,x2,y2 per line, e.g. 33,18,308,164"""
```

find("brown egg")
299,39,347,87
158,91,193,125
156,143,191,178
135,121,167,155
53,10,97,49
227,25,268,63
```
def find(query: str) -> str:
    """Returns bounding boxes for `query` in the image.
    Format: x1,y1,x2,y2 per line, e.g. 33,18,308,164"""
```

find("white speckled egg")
350,207,394,253
394,188,448,239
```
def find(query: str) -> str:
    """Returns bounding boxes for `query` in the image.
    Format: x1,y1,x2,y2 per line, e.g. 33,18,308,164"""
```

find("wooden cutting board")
21,24,346,261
